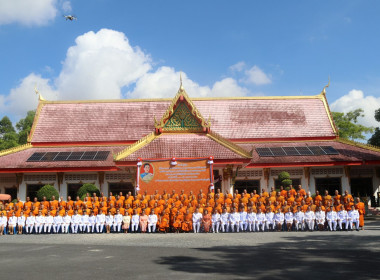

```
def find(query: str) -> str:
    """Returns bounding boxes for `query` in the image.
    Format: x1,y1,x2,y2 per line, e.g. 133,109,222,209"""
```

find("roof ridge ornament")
179,71,184,92
34,85,45,101
321,76,330,95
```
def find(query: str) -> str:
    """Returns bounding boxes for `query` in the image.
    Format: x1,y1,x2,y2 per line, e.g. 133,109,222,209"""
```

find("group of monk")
0,185,366,235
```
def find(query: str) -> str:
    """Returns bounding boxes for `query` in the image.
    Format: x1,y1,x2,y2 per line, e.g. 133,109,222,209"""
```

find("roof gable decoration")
154,82,211,133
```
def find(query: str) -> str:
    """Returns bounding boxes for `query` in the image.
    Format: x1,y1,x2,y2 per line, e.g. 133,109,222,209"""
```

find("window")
234,180,260,194
67,183,83,200
26,184,44,200
108,182,134,196
315,177,341,195
350,178,373,197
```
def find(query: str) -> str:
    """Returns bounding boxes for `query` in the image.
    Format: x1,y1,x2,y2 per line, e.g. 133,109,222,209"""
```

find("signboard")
138,159,211,194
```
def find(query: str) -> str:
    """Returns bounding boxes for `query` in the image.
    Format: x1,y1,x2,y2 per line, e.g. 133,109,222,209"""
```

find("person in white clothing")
265,208,275,231
0,212,7,235
17,211,26,234
113,210,123,233
337,205,348,231
35,211,45,234
131,210,140,232
284,208,294,231
274,209,285,232
96,210,106,233
88,212,96,233
192,208,203,233
239,208,248,232
229,208,240,232
71,210,82,234
62,211,72,233
326,206,338,231
304,207,315,231
25,212,35,234
315,207,326,231
8,212,18,235
44,211,54,234
105,211,114,234
53,213,63,234
220,208,229,233
80,212,89,233
293,207,305,231
247,208,257,232
211,209,221,233
348,205,360,231
256,209,266,232
148,210,158,233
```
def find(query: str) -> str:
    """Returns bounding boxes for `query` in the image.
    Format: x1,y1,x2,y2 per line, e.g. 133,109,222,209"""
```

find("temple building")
0,81,380,201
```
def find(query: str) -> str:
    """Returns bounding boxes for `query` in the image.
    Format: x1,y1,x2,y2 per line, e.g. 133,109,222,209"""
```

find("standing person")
211,209,221,233
148,209,158,233
114,209,123,233
131,210,140,232
229,208,240,233
182,210,193,233
25,212,35,234
17,211,26,234
348,205,360,231
355,198,365,230
122,212,131,233
96,210,106,233
293,206,305,231
62,211,72,234
53,213,63,234
105,211,114,234
202,209,212,233
192,208,203,233
220,208,229,233
326,206,337,231
284,208,294,231
139,210,148,233
8,212,17,235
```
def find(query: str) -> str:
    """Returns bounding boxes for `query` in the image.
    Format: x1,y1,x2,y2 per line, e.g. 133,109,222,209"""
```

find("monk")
158,213,170,233
173,210,184,233
182,210,193,232
355,197,365,230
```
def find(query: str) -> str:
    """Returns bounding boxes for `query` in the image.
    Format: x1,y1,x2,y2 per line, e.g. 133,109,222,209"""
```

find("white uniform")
348,209,360,230
211,213,221,233
44,215,54,233
304,211,315,231
0,216,7,229
239,211,248,232
229,212,240,232
265,212,275,231
71,214,82,233
17,215,26,227
35,215,45,233
81,214,90,233
88,215,96,233
220,212,229,232
315,211,325,226
62,215,71,233
256,213,266,231
337,210,348,230
105,214,114,232
293,211,305,231
285,212,294,228
25,216,35,233
8,216,17,234
192,212,203,233
113,214,123,232
96,213,106,233
326,210,338,231
148,214,158,233
131,214,140,232
274,212,285,230
247,212,257,232
53,215,63,233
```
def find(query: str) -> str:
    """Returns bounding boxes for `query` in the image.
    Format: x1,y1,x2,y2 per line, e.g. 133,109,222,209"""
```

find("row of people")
0,203,361,235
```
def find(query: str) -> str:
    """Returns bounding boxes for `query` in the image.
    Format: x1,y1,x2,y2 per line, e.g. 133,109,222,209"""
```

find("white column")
18,181,27,201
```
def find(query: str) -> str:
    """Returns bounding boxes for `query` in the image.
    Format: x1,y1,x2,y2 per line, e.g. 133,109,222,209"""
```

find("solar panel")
308,146,326,155
94,151,110,161
53,152,71,161
295,146,313,156
282,147,300,156
256,148,273,157
270,147,286,156
81,151,97,160
27,152,46,162
67,152,85,161
320,146,339,155
40,152,59,161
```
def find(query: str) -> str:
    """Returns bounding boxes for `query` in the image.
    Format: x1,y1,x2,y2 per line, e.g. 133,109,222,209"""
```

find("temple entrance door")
67,183,82,200
234,180,260,194
350,178,373,197
315,177,341,195
108,182,134,197
5,187,17,201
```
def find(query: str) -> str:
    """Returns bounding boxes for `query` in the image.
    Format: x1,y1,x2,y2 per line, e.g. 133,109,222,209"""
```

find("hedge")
36,184,59,201
77,183,100,200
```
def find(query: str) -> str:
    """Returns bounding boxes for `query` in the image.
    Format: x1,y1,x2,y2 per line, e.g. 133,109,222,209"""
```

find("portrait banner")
138,159,211,194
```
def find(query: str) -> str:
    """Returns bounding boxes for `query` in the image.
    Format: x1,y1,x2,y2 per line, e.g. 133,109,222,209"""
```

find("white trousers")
131,223,139,232
327,220,337,231
212,222,220,233
148,224,156,233
62,224,70,233
113,223,122,232
96,223,104,233
25,225,33,233
294,220,304,231
193,222,201,233
220,222,228,232
266,221,274,230
256,221,265,232
305,219,314,231
34,224,43,233
230,223,239,232
239,222,248,231
338,219,348,230
53,224,61,233
44,224,52,233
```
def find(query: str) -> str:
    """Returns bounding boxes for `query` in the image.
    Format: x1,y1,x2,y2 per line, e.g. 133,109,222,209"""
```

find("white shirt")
239,212,247,223
229,212,240,223
96,214,106,224
315,211,325,221
220,213,229,223
192,212,203,223
131,214,140,224
26,216,35,226
212,213,221,223
63,215,72,224
105,215,114,224
17,216,26,225
305,211,315,221
35,215,45,224
247,212,257,222
294,211,305,222
348,209,359,221
89,216,96,224
338,210,348,220
54,215,63,224
0,216,7,226
265,212,274,222
148,214,158,224
8,216,17,226
285,212,293,222
274,212,284,223
114,214,123,223
256,213,266,222
326,211,337,221
45,215,54,224
82,214,90,224
72,214,82,224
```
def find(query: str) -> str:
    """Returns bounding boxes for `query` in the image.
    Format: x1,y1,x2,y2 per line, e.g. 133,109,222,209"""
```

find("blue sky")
0,0,379,132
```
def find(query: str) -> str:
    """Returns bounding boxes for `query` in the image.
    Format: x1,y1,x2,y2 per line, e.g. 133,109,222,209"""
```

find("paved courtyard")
1,219,380,280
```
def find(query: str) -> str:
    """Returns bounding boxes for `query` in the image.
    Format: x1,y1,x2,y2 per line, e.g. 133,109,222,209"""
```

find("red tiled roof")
0,146,125,170
240,141,380,166
31,97,335,143
118,133,248,161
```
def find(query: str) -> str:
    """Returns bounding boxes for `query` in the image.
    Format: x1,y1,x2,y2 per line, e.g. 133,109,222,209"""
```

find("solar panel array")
256,146,339,157
27,151,110,162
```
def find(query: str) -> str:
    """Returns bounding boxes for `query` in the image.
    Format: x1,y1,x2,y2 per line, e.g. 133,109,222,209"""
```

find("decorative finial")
179,71,184,91
34,84,45,101
321,76,330,95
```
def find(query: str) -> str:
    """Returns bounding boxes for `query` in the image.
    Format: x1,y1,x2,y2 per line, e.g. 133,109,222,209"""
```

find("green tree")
278,171,292,188
332,109,373,141
0,116,19,151
36,184,59,201
77,183,100,200
368,108,380,146
16,110,35,144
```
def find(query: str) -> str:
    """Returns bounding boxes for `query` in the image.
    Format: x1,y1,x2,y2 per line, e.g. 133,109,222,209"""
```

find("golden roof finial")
321,76,330,95
34,84,45,101
179,71,184,92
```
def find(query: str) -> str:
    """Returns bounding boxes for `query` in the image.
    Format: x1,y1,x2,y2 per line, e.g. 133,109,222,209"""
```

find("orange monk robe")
126,198,134,207
181,214,193,232
259,204,266,213
305,197,313,205
310,204,317,212
154,206,162,216
66,200,74,209
287,196,295,205
144,208,151,215
42,201,50,209
276,196,285,205
215,204,223,214
198,207,204,214
24,201,32,210
187,206,194,214
292,205,298,213
295,197,303,206
158,214,170,232
282,205,290,213
268,196,276,205
174,200,182,208
180,206,188,215
302,204,309,212
101,206,108,214
59,200,67,209
135,207,142,215
333,195,341,206
33,208,39,216
344,194,354,204
93,208,99,215
216,197,224,205
241,197,248,205
148,200,156,208
224,198,232,206
314,195,322,206
109,195,116,202
206,206,213,214
323,195,332,206
74,200,83,208
15,209,22,217
259,196,267,204
50,209,57,216
190,200,198,208
85,200,93,209
199,198,207,206
50,200,59,209
183,199,190,207
67,209,74,216
41,208,48,216
355,202,365,227
267,204,275,212
133,199,141,208
289,189,297,197
59,208,66,216
280,190,287,198
116,199,124,207
7,210,13,218
24,209,31,216
77,209,83,215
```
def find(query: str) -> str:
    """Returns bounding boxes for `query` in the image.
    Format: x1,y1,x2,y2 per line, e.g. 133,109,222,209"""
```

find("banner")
138,159,211,194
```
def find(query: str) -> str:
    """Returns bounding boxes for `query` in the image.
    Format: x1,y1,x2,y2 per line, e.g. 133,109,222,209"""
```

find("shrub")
278,171,292,188
36,184,59,201
77,183,100,200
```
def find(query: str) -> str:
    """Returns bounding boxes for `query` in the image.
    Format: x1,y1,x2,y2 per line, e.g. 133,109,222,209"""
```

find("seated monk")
182,210,193,232
173,211,184,233
158,213,170,233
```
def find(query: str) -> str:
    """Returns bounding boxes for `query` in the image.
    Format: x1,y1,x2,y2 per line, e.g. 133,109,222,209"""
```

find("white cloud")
0,0,58,26
331,89,380,128
242,65,272,85
61,0,72,13
0,29,251,120
229,61,246,72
